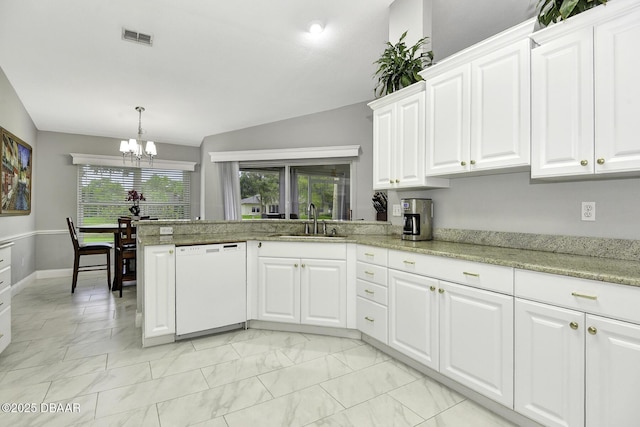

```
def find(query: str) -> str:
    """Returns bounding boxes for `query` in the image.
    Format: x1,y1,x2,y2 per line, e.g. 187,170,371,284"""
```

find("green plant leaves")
373,31,433,98
536,0,607,27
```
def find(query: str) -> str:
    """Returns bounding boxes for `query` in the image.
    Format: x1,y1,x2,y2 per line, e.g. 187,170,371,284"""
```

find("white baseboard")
36,268,72,279
11,272,37,296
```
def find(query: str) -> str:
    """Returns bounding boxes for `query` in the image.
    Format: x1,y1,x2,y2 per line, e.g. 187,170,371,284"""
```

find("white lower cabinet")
258,257,300,323
386,249,514,408
439,281,513,407
515,269,640,427
257,242,347,328
586,315,640,426
388,269,438,369
515,298,585,427
143,245,176,341
300,258,347,328
356,296,388,344
356,245,389,343
0,243,12,354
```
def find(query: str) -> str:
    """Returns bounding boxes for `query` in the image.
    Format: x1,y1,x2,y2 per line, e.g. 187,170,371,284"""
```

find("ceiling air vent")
122,28,153,46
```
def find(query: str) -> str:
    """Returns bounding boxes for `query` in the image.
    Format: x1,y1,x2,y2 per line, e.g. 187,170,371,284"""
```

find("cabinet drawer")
0,286,10,313
515,269,640,324
357,245,388,266
0,305,10,354
356,262,387,286
357,280,388,306
389,250,513,294
356,297,388,344
0,246,10,271
258,241,346,259
0,267,9,292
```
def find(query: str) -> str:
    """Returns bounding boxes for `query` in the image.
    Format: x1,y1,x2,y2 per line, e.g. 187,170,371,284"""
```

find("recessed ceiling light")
309,21,324,34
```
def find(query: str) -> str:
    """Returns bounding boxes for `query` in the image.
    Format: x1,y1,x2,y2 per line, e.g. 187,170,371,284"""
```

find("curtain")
220,161,241,220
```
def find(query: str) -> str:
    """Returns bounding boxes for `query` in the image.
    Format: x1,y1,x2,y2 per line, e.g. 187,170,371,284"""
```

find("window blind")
77,164,191,229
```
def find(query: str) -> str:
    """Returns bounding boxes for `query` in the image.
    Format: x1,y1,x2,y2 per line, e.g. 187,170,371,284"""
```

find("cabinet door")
144,245,176,339
388,270,439,369
471,39,530,171
595,9,640,174
372,103,395,189
425,64,471,176
515,299,585,427
586,315,640,426
300,259,346,328
395,91,425,188
439,281,513,407
258,257,300,323
531,27,594,178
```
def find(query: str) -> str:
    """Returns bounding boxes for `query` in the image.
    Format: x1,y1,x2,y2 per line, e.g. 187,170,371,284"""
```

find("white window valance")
70,153,197,171
208,145,360,163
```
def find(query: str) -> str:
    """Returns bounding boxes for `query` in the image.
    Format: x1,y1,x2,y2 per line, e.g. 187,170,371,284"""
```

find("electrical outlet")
160,226,173,235
581,202,596,221
392,204,402,217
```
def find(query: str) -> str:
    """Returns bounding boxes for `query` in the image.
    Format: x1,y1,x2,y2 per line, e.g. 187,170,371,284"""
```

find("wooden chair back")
66,217,80,252
117,217,136,249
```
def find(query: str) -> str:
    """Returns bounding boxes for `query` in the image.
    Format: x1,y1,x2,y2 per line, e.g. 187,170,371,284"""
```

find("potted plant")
126,190,145,217
537,0,608,27
373,31,433,98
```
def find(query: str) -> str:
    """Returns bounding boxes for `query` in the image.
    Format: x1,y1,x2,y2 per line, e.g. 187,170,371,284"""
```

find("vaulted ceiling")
0,0,394,146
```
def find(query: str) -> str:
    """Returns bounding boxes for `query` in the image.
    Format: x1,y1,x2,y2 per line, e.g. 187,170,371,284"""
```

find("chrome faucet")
309,203,318,234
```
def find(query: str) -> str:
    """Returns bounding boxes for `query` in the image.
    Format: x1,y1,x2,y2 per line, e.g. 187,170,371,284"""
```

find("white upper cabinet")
470,39,531,171
422,19,534,177
369,82,449,190
594,8,640,174
425,64,470,176
531,0,640,178
531,27,594,177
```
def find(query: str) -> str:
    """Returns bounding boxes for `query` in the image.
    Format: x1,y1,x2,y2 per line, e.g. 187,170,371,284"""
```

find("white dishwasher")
175,242,246,337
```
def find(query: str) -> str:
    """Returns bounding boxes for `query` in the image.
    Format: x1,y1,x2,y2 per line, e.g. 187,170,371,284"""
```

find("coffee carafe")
401,198,433,241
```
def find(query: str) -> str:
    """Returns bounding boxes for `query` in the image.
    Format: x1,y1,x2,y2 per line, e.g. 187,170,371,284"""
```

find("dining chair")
66,217,112,293
115,216,137,297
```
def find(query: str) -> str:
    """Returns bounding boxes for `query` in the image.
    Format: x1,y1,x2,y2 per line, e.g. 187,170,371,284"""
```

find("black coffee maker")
401,198,433,241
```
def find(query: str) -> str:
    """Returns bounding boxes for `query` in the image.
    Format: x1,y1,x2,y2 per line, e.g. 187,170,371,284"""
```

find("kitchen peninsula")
134,219,640,427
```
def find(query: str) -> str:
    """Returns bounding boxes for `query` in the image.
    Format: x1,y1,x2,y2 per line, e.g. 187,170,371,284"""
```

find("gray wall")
431,0,536,61
35,131,201,270
200,102,374,221
0,67,37,284
391,172,640,240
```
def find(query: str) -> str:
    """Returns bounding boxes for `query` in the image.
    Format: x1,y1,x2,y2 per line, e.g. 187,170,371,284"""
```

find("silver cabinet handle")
571,292,597,301
403,260,415,265
364,316,375,322
463,271,479,277
364,271,374,276
364,289,374,295
364,253,375,257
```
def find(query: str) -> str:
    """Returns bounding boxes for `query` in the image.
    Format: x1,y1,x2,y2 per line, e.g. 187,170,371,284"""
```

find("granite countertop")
139,233,640,288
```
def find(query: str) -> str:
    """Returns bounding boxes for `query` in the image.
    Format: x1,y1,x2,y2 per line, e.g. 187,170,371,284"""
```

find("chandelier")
119,106,157,166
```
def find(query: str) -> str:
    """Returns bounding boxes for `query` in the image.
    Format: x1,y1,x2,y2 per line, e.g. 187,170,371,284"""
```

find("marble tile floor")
0,274,517,426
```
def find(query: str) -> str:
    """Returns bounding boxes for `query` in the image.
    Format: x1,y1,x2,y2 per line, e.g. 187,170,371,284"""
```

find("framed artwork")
1,127,32,215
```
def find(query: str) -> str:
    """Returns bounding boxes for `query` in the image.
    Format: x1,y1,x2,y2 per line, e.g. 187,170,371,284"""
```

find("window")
77,165,191,240
239,163,350,220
